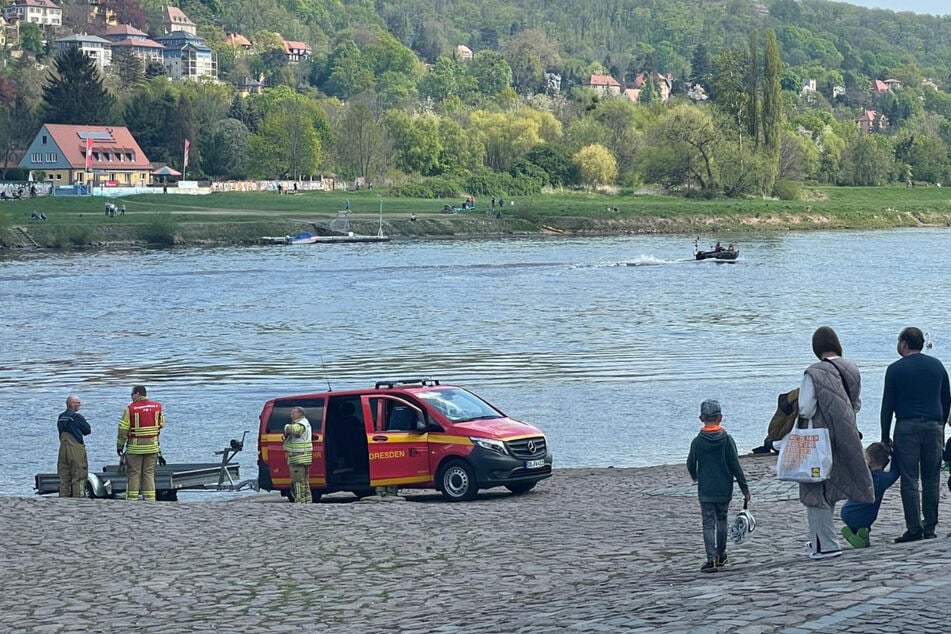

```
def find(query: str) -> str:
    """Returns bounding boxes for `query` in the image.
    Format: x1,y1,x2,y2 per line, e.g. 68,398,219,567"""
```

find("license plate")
525,459,545,469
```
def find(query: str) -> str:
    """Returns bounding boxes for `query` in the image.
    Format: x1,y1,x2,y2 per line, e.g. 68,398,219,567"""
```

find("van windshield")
415,388,503,423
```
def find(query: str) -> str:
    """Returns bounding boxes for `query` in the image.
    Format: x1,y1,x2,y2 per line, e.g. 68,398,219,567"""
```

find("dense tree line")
3,0,951,194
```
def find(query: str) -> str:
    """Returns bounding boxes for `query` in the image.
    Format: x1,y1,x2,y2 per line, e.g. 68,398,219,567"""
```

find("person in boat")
727,244,734,252
714,242,723,252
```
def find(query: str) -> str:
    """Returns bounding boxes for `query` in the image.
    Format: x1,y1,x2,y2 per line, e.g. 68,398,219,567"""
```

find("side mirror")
415,417,427,432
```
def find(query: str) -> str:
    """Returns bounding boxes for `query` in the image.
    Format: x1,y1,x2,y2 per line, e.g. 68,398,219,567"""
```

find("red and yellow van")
257,378,552,502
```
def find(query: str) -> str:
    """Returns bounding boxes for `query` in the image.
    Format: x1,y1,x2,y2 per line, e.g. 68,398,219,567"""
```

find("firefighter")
117,385,165,501
284,406,313,503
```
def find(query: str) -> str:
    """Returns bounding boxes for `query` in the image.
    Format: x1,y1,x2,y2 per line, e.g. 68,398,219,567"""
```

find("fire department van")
257,378,552,502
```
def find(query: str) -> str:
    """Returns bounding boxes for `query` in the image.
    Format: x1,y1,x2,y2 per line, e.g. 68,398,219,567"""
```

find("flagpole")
182,140,187,181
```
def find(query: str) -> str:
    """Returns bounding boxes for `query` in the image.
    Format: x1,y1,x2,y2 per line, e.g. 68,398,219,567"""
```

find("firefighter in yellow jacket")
284,406,313,503
117,385,165,501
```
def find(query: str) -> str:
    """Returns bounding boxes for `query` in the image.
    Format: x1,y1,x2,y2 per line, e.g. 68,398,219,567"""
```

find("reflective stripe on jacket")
117,399,165,455
283,418,313,465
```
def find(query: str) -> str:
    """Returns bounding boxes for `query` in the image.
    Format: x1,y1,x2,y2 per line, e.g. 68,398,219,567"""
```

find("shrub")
773,179,802,200
137,213,178,246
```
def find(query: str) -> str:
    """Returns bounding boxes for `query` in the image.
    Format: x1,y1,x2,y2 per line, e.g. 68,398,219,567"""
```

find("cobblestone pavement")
3,455,950,633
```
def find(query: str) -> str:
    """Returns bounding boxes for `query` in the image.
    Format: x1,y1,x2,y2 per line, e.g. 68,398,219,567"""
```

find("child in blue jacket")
840,442,899,548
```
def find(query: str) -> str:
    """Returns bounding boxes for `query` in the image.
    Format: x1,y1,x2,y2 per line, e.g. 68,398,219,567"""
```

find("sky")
843,1,949,16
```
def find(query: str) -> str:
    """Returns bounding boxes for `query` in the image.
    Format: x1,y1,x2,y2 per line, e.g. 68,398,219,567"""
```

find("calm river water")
2,229,950,497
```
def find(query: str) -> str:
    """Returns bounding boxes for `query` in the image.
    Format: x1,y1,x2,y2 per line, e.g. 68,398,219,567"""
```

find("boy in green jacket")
687,399,752,573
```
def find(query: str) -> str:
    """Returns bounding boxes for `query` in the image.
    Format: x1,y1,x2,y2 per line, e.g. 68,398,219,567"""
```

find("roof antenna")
320,354,333,392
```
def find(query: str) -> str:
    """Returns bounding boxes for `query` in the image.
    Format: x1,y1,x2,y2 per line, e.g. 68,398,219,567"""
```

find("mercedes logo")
527,440,536,453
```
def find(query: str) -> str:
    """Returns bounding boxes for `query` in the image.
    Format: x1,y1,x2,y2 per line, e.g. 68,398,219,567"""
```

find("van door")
261,397,326,490
365,395,431,487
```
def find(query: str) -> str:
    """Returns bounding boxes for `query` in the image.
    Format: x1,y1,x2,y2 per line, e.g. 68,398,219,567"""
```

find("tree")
247,93,322,178
324,41,374,100
18,23,44,56
101,0,148,29
469,50,513,97
202,118,250,179
41,48,117,125
689,43,712,92
0,95,38,179
332,99,389,181
573,144,617,188
838,135,894,186
746,31,760,144
112,50,145,90
521,145,578,187
762,29,783,154
639,104,720,194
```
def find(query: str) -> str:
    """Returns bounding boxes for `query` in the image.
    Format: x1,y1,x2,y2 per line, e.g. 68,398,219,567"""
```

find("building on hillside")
18,123,152,187
544,72,562,95
4,0,62,26
801,79,817,95
584,74,621,96
226,32,252,54
154,30,217,80
103,24,164,64
237,76,264,96
872,79,889,95
623,88,640,102
633,72,673,102
0,16,7,47
856,108,888,134
455,44,472,61
883,78,902,90
282,38,311,63
55,33,112,70
162,5,195,35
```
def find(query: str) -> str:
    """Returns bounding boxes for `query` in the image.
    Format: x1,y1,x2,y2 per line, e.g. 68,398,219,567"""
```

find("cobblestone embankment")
2,457,949,633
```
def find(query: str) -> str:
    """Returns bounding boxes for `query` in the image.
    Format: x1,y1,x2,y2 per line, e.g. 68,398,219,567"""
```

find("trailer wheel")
85,480,96,499
354,488,375,500
437,459,478,502
505,481,537,494
156,490,178,502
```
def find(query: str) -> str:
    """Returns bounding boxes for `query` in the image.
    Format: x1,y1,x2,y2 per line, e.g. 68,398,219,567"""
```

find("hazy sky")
844,1,949,15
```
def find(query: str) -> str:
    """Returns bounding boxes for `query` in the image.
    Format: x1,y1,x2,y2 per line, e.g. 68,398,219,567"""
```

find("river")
2,229,949,497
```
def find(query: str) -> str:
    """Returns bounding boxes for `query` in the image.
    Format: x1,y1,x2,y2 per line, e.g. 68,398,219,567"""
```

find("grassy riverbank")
3,185,951,248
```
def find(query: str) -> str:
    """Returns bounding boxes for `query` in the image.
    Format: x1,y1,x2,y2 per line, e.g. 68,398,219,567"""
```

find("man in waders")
284,406,313,503
57,395,91,497
117,385,165,501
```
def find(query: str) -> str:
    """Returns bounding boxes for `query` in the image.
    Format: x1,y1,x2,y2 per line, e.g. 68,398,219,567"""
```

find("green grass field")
2,185,951,248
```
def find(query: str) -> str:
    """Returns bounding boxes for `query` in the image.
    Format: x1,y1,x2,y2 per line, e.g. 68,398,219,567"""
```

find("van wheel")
310,489,323,503
438,459,478,502
283,488,295,503
354,488,375,499
505,481,537,494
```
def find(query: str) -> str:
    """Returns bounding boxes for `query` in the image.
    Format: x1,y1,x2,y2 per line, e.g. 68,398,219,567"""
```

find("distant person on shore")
687,399,750,573
840,442,899,549
283,407,313,504
797,326,873,560
881,326,951,543
57,395,91,497
117,385,165,501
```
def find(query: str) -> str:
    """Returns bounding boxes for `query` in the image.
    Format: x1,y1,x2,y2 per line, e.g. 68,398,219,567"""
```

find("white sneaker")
802,541,813,555
809,550,843,560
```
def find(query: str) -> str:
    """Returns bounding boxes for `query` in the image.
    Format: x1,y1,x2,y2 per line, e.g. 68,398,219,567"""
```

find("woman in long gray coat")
797,326,874,560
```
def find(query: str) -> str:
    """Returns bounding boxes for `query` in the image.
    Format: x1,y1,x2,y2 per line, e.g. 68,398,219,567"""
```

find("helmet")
729,508,756,544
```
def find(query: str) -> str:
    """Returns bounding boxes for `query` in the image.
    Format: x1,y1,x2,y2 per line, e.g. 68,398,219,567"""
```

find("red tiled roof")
588,74,621,87
105,24,147,37
283,40,311,52
227,33,251,47
43,124,151,170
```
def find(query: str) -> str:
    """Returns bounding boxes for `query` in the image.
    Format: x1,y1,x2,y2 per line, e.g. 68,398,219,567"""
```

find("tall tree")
41,47,116,125
762,28,783,154
689,43,712,92
746,31,760,145
332,99,389,181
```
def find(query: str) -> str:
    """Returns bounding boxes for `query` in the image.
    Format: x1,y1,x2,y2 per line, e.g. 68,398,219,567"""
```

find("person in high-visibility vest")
283,406,313,503
117,385,165,501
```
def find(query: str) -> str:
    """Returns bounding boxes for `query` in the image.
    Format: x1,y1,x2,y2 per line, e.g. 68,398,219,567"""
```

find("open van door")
365,395,431,487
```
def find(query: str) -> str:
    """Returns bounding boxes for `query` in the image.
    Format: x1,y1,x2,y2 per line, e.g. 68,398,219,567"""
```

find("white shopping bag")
776,420,832,483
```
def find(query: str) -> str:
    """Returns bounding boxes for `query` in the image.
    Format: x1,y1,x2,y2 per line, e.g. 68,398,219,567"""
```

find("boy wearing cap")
687,399,752,573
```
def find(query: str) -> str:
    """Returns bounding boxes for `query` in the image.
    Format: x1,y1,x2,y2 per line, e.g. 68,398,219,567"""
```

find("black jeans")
700,501,729,561
894,419,944,534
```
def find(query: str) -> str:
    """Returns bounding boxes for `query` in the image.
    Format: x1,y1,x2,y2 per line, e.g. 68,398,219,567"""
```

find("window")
41,135,47,145
265,398,325,433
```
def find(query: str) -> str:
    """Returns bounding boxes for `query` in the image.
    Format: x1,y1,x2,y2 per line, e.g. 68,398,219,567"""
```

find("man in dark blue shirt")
881,327,951,543
57,395,91,497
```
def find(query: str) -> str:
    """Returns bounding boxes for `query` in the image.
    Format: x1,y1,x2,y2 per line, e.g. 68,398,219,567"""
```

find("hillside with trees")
5,0,951,197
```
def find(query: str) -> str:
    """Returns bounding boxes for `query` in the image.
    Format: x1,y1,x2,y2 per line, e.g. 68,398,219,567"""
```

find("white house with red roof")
584,74,621,96
4,0,61,26
283,38,311,63
18,124,152,186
